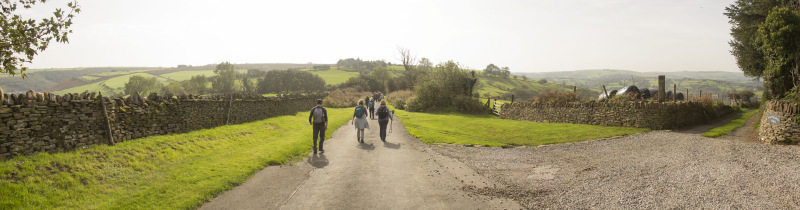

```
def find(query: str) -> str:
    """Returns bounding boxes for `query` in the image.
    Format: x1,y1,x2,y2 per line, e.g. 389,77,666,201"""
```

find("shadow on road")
308,154,328,168
358,143,375,150
383,141,401,149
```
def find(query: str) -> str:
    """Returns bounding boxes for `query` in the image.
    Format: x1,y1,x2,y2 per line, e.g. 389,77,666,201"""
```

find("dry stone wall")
499,101,734,130
758,101,800,144
0,88,324,159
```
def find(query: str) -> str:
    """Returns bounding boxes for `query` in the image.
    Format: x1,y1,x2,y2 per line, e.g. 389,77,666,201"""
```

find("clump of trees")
726,1,800,100
483,64,510,78
256,70,326,94
124,75,163,96
406,60,484,113
336,58,387,72
182,75,209,95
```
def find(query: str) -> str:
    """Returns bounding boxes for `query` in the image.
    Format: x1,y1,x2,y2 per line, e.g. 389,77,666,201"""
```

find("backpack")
377,106,390,119
312,107,325,123
354,106,364,118
368,101,374,108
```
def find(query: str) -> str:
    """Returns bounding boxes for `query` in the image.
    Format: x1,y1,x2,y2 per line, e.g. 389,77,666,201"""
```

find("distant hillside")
0,63,329,94
521,69,753,81
518,69,762,99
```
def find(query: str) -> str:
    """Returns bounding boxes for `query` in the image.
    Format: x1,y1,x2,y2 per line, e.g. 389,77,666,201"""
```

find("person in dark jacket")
368,98,375,119
309,99,328,154
376,100,392,142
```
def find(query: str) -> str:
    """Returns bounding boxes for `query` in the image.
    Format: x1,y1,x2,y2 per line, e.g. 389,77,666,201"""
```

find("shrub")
408,60,484,114
323,87,371,108
697,95,715,107
387,90,415,110
532,90,579,103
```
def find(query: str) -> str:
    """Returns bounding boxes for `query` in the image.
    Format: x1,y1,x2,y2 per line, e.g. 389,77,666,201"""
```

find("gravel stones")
434,131,800,209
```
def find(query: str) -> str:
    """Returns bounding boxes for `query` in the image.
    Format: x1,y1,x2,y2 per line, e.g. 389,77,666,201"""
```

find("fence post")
573,86,577,93
511,95,515,103
603,85,609,99
673,84,676,101
686,88,689,101
99,94,115,145
699,90,702,98
658,75,665,102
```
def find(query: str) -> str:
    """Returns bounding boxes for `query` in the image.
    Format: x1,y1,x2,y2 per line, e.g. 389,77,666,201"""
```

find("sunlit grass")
0,108,350,209
702,109,758,138
160,70,216,81
394,109,649,147
304,68,359,85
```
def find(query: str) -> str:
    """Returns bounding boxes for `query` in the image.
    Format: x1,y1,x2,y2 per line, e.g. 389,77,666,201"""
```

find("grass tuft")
702,109,760,138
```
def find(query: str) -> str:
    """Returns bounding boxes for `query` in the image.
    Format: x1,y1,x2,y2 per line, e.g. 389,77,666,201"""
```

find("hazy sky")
25,0,739,73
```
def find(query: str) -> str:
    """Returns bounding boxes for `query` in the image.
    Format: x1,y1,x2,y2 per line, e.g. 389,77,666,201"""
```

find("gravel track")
433,110,800,209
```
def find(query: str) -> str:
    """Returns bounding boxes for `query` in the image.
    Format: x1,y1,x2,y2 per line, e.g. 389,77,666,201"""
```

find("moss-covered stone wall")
758,101,800,144
0,89,324,159
499,101,734,130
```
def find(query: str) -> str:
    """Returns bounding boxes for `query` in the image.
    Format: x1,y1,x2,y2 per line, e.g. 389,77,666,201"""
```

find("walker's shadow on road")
308,154,328,168
358,143,375,150
383,141,401,149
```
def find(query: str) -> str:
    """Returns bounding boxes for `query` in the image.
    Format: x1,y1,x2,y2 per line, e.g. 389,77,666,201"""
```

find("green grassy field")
0,108,351,209
159,70,216,81
53,73,169,96
702,109,758,138
394,109,649,147
304,68,360,85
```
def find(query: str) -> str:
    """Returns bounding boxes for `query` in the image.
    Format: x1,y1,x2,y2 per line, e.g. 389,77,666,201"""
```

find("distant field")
53,73,166,96
475,75,573,99
160,70,216,81
304,68,360,85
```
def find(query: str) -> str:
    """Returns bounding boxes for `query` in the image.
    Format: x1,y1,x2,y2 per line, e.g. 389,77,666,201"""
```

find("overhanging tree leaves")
758,7,800,99
1,0,81,77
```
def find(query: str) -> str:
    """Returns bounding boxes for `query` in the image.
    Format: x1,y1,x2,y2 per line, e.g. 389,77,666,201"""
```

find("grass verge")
394,109,649,147
0,108,350,209
702,109,760,138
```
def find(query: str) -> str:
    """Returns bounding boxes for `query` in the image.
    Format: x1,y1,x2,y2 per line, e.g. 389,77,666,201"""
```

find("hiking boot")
319,149,325,154
313,148,317,154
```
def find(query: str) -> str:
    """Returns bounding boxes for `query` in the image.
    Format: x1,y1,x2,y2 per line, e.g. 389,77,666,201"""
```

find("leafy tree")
758,7,800,99
164,81,186,94
371,66,391,83
393,48,427,91
246,69,266,78
257,70,326,94
725,0,798,79
124,75,163,96
484,64,500,76
1,0,80,77
418,57,433,72
537,79,548,84
183,75,208,95
483,64,510,77
212,62,237,93
408,60,483,113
